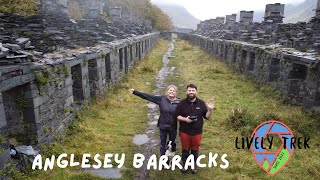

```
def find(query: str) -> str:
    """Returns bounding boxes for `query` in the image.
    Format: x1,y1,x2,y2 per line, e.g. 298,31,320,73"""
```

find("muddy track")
134,36,176,180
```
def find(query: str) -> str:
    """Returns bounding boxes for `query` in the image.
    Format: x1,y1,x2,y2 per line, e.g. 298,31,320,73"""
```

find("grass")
148,39,320,179
26,40,169,180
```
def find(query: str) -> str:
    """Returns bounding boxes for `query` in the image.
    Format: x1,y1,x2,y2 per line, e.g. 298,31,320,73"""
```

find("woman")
129,85,180,156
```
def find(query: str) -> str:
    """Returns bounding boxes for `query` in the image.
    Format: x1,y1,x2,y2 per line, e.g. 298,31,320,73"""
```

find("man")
175,83,214,174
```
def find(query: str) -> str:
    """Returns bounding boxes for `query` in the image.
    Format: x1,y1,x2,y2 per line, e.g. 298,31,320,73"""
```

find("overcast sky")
151,0,305,20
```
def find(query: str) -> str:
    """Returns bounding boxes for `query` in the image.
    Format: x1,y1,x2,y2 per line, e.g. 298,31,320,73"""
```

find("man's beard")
187,94,196,101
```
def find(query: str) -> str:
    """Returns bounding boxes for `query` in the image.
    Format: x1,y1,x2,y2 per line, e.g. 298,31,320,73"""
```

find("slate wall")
0,33,159,149
177,33,320,109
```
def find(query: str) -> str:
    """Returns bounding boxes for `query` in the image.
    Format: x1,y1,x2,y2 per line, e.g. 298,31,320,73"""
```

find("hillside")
153,3,200,30
284,0,317,23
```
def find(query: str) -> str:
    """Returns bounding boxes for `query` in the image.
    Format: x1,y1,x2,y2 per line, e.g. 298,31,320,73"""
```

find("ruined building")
226,14,237,25
263,3,285,23
316,0,320,16
184,2,320,112
0,0,159,172
240,11,254,25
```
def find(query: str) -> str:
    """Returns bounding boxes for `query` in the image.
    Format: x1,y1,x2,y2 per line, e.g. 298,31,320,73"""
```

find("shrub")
226,108,253,130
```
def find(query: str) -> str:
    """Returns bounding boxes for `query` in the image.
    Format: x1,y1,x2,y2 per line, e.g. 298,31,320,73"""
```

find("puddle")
146,130,153,134
146,103,157,109
148,121,158,125
133,134,149,145
87,168,122,179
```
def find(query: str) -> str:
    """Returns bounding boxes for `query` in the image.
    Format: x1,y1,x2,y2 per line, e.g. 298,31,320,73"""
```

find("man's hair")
186,83,197,90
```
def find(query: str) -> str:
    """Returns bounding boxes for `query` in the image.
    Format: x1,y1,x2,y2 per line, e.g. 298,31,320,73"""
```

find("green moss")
64,107,74,114
15,96,27,110
83,57,88,67
63,65,69,77
43,127,49,134
308,63,318,80
34,68,51,87
285,32,292,39
99,53,106,59
0,148,5,154
53,134,63,142
0,135,5,144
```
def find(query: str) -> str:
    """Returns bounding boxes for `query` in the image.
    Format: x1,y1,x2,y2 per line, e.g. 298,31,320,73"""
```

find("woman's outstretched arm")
129,89,162,105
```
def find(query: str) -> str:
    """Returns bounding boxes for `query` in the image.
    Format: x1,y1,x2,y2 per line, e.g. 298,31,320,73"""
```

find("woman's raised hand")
129,89,135,94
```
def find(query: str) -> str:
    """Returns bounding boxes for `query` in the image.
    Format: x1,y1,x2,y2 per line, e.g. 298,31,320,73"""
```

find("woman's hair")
166,84,177,96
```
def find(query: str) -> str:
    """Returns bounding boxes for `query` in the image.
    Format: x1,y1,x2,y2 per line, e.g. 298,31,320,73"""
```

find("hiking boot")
181,162,188,173
191,168,199,174
181,167,188,173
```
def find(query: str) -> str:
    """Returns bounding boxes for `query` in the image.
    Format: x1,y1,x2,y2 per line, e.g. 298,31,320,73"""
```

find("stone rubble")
0,0,154,65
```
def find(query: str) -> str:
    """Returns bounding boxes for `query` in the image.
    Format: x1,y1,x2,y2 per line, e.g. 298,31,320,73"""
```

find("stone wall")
177,33,320,109
0,32,160,170
195,2,320,53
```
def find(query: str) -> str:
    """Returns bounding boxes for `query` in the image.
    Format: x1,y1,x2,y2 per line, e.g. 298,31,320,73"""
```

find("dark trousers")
160,129,177,156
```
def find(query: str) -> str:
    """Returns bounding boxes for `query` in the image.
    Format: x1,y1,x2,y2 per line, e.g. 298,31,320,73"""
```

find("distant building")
264,3,285,23
216,17,225,24
316,0,320,16
240,11,254,25
226,14,237,25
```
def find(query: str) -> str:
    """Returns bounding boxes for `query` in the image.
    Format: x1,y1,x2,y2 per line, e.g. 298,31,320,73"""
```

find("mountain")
284,0,317,23
152,3,200,30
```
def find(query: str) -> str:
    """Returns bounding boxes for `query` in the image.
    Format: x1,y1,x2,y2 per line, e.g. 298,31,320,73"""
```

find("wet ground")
134,36,176,180
88,168,123,179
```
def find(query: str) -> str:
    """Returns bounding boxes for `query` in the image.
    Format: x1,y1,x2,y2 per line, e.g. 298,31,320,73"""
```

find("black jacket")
175,98,208,135
133,90,180,130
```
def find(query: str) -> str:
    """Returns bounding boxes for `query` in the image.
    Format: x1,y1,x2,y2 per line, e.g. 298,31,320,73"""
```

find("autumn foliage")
0,0,39,15
109,0,174,30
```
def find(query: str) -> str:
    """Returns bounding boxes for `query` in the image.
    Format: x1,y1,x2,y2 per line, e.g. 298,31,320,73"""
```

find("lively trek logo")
236,120,310,176
251,120,294,176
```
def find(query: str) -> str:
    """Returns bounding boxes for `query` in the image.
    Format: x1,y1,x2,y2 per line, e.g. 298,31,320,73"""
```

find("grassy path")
149,39,320,179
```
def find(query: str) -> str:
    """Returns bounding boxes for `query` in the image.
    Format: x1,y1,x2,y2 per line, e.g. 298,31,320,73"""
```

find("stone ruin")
240,11,254,25
0,31,160,173
177,1,320,113
226,14,237,25
178,33,320,111
316,0,320,16
0,0,160,173
263,3,285,23
0,0,154,61
109,7,122,19
195,2,320,53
